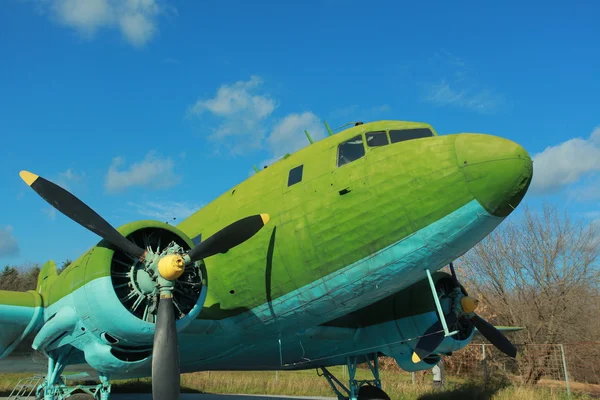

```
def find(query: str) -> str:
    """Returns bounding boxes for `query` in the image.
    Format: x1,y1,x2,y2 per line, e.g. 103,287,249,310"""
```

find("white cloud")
423,80,502,113
0,226,20,258
105,151,181,193
188,76,277,154
34,0,169,47
593,126,600,142
266,112,326,160
55,168,85,190
422,50,503,113
530,126,600,195
190,76,274,118
128,200,202,221
251,112,327,169
43,207,57,220
190,76,389,163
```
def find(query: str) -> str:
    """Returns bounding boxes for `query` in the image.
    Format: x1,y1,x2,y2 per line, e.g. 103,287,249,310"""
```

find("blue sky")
1,0,599,266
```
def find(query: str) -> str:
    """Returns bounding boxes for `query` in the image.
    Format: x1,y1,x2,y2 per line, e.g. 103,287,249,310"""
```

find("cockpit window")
366,131,389,147
337,135,365,167
389,128,433,143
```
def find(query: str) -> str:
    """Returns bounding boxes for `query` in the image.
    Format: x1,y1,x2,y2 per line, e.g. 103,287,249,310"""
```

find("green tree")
59,259,72,273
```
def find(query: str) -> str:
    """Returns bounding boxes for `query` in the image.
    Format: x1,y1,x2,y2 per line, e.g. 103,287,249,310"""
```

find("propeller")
19,170,270,400
412,263,517,363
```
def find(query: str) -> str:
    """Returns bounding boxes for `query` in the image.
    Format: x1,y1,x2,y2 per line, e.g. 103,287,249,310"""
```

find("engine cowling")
82,220,207,342
33,220,207,374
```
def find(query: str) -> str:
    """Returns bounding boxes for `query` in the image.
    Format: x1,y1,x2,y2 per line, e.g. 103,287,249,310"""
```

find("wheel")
67,393,95,400
357,384,391,400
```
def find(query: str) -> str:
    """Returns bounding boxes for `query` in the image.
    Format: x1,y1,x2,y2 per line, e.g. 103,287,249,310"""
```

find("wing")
0,259,58,372
0,289,44,372
474,325,524,337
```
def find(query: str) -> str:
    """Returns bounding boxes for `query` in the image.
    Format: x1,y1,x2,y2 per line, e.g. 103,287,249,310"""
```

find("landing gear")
36,347,112,400
318,353,391,400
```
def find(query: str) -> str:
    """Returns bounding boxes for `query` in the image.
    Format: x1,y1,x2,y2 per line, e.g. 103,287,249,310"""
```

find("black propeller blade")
152,294,180,400
19,170,146,259
470,314,517,358
448,262,517,359
412,313,457,363
186,214,270,262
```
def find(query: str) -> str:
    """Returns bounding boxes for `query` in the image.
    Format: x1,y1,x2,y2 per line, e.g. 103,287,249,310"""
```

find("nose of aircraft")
455,134,533,217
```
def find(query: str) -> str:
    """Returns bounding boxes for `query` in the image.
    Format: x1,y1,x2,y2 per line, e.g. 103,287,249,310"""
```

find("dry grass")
1,369,596,399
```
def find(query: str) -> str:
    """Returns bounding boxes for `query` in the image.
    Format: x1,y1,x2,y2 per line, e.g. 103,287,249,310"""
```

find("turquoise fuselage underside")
1,199,501,378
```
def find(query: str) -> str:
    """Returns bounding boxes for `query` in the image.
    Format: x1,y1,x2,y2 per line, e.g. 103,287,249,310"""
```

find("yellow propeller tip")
260,214,270,224
19,170,39,186
412,352,421,363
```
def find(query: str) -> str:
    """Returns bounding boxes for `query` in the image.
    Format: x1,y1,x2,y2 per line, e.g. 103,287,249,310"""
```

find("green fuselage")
176,120,531,320
3,120,532,317
0,119,534,381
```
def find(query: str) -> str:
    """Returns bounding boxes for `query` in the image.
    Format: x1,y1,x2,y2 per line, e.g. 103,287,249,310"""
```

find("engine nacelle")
324,272,473,372
33,220,207,374
383,272,474,371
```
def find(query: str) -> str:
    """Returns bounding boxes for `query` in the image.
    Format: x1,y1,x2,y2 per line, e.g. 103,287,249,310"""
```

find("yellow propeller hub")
157,254,185,281
461,296,479,313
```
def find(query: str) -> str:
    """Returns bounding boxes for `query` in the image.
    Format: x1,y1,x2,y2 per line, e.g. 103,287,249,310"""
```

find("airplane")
0,119,533,400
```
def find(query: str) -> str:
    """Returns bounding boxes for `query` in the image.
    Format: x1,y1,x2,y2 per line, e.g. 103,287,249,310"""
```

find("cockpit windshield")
389,128,433,143
337,135,365,167
366,131,389,147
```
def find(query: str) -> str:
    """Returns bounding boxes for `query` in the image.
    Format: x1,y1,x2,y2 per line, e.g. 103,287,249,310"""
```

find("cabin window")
288,165,303,186
366,131,389,147
389,128,433,143
337,135,365,167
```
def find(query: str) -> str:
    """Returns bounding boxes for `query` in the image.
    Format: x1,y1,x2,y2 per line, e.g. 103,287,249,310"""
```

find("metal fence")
404,343,600,396
205,343,600,397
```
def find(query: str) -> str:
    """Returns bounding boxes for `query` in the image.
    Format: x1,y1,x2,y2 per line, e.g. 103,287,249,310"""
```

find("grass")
1,368,596,399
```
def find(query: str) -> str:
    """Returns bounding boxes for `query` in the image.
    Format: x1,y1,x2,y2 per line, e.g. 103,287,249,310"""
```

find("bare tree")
457,203,600,384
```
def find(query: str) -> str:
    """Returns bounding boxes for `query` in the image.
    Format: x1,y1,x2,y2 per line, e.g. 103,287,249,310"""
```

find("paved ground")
1,394,335,400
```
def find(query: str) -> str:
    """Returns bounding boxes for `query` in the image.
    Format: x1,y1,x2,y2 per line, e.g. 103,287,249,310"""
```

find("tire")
357,384,391,400
67,394,95,400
